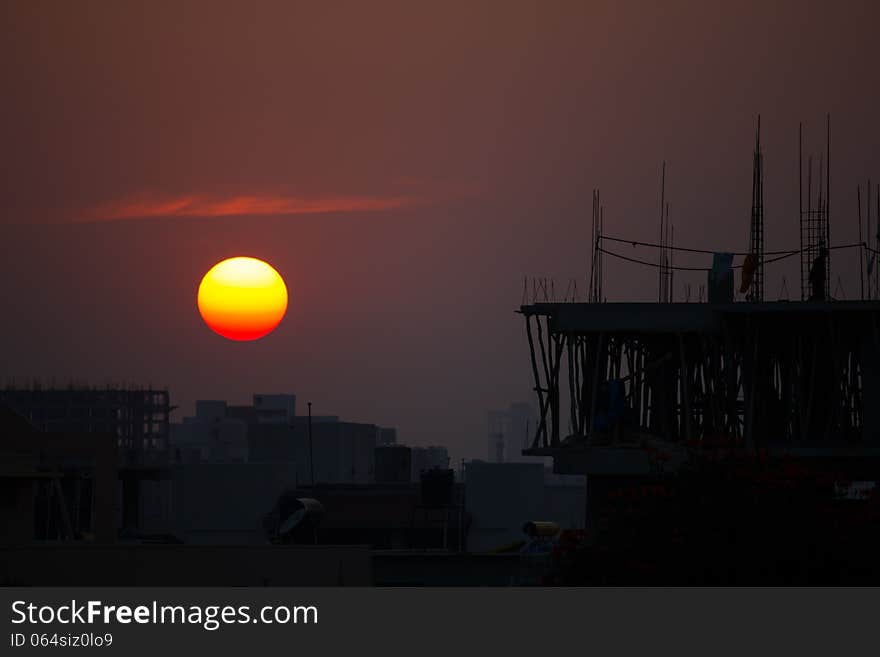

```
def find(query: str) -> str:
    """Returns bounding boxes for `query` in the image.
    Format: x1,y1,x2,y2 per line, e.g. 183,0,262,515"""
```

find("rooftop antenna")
858,186,865,299
866,180,880,298
308,401,315,487
799,117,832,300
670,223,675,303
658,162,667,303
799,122,804,299
749,115,765,302
826,114,832,297
599,202,604,301
589,189,603,303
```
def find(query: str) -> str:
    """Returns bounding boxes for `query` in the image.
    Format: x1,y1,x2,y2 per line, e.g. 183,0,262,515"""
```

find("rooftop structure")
0,384,171,468
521,300,880,476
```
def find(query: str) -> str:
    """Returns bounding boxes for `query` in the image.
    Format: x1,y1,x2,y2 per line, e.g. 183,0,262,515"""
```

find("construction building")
516,116,880,582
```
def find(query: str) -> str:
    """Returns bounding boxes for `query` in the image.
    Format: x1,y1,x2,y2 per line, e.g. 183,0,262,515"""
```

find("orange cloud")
79,193,417,222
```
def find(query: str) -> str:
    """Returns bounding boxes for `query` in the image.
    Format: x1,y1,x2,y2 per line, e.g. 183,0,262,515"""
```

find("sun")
197,256,288,341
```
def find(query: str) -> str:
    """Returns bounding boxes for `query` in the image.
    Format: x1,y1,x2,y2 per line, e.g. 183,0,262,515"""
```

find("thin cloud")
79,193,418,222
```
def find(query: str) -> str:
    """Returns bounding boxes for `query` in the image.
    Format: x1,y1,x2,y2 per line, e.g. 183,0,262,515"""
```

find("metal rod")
858,185,865,300
308,401,314,487
659,162,666,303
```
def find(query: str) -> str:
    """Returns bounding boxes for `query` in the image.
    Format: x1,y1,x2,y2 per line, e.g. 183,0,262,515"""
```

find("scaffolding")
589,189,604,303
0,384,171,467
799,117,832,300
748,116,765,302
521,301,880,453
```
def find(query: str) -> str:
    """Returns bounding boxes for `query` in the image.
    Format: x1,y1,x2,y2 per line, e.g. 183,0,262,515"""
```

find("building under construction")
0,383,173,538
520,117,880,583
0,384,171,467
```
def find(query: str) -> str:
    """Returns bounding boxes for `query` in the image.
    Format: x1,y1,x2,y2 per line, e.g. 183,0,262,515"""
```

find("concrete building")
252,393,296,423
278,482,465,552
0,403,118,545
375,445,412,483
0,384,171,467
0,385,171,532
169,394,386,484
487,402,542,464
171,401,248,464
464,461,585,552
159,462,294,544
377,427,397,445
1,544,371,586
410,445,450,482
299,421,377,484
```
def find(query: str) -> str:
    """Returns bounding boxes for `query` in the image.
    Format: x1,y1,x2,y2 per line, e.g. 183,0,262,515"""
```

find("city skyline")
3,1,880,462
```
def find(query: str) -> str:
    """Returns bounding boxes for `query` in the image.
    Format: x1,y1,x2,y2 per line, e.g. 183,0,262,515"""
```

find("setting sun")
197,257,288,341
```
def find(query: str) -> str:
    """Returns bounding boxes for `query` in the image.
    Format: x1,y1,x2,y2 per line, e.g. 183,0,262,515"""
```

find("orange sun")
197,256,288,341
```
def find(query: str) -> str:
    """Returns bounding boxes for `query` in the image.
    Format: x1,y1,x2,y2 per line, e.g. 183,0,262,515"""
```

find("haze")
2,0,879,461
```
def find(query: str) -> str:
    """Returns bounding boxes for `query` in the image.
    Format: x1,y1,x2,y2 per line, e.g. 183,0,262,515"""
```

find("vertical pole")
588,333,606,442
659,162,666,303
308,401,315,487
858,185,865,300
807,155,813,299
875,183,879,299
678,333,692,442
671,224,675,303
826,114,831,299
799,123,804,300
599,202,604,302
666,203,671,302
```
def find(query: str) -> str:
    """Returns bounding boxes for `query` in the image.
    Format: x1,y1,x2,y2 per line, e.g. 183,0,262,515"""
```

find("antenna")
799,118,832,301
826,114,831,297
858,185,865,300
749,115,765,301
658,162,666,303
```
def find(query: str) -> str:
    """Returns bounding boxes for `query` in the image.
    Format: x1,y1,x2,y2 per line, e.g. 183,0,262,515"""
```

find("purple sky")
2,1,880,460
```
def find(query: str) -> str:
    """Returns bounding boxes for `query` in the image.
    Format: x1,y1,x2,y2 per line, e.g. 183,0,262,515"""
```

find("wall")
464,462,585,552
142,463,295,543
0,544,371,586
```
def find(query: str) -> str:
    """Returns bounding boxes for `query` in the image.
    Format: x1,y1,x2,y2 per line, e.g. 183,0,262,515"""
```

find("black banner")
0,588,871,655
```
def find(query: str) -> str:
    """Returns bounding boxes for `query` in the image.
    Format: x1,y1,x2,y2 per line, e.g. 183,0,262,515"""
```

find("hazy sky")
2,0,880,460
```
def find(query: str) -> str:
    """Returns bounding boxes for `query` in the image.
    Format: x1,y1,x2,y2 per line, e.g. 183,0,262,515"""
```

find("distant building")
168,394,387,485
226,393,296,425
252,393,296,423
464,461,584,552
0,385,172,532
487,402,540,464
273,482,466,552
377,427,397,445
410,445,450,482
0,384,171,467
375,445,411,483
171,400,248,464
0,402,118,544
487,412,506,462
159,462,294,544
300,421,377,484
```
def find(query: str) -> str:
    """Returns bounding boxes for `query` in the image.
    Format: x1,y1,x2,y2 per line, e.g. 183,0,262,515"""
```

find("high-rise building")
377,427,397,445
252,393,296,423
487,402,538,463
410,445,450,482
375,444,412,483
0,384,171,466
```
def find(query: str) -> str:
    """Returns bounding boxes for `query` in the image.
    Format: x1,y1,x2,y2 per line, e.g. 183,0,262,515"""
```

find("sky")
2,0,880,461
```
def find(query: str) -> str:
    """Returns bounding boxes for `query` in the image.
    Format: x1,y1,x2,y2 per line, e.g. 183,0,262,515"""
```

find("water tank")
375,444,412,483
420,468,454,507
